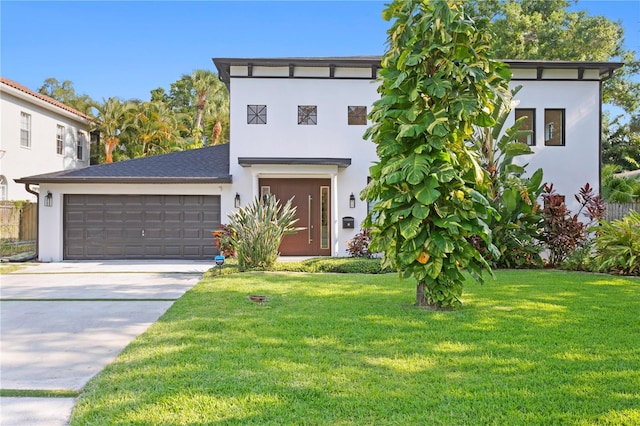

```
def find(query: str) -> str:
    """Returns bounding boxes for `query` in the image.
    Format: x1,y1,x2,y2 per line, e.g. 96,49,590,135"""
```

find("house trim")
238,157,351,168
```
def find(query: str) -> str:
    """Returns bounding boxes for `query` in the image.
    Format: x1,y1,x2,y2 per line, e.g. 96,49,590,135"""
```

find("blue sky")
1,1,638,102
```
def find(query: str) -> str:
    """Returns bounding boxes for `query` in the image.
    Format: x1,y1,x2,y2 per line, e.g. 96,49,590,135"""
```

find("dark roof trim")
213,56,381,85
238,157,352,168
15,176,232,185
213,56,623,84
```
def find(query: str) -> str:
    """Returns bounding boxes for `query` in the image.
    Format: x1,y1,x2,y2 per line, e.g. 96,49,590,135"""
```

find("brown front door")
259,178,331,256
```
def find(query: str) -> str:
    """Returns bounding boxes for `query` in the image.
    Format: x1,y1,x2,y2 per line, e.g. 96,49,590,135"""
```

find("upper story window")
247,105,267,124
77,131,85,160
348,106,367,125
544,109,565,146
298,105,317,125
56,125,65,155
515,108,535,146
20,112,31,148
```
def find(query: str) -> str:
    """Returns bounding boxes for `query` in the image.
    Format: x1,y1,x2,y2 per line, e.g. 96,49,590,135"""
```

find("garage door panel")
64,194,220,260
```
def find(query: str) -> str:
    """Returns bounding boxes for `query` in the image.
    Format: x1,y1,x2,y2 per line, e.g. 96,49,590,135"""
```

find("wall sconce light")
234,192,241,208
349,193,356,208
44,191,53,207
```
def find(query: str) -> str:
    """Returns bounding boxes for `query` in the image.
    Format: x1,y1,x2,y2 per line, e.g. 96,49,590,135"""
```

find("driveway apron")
0,261,211,426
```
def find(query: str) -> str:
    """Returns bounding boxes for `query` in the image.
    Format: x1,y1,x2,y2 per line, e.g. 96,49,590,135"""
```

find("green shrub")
227,195,298,271
592,210,640,276
273,257,394,274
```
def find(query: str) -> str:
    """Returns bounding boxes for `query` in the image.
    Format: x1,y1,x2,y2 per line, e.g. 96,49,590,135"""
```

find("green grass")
71,270,640,425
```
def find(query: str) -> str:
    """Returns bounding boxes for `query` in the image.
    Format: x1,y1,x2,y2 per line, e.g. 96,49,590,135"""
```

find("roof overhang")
238,157,351,168
14,176,232,185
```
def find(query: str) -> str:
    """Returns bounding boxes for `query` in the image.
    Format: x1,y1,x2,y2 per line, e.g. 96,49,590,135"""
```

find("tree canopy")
363,0,508,308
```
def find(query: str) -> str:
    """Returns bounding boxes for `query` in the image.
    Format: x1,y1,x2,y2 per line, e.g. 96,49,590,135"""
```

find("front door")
259,178,331,256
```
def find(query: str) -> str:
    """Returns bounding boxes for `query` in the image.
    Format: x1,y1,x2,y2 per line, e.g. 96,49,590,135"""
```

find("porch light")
349,193,356,208
234,192,241,208
44,191,53,207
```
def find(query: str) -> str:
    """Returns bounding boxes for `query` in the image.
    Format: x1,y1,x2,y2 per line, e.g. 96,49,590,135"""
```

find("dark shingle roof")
15,144,231,184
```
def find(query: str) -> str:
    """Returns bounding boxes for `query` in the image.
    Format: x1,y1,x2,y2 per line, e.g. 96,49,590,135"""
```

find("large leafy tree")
363,0,509,309
157,70,229,147
470,0,640,168
38,77,95,115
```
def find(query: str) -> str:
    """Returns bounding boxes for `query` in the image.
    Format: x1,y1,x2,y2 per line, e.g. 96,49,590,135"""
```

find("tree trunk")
105,137,117,163
212,121,222,145
416,280,427,306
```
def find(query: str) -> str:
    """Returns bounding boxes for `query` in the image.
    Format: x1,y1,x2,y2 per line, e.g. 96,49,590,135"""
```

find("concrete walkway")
0,260,212,426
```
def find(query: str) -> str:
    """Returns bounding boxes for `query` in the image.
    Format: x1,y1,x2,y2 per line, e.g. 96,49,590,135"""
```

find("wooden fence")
605,202,640,222
0,202,37,241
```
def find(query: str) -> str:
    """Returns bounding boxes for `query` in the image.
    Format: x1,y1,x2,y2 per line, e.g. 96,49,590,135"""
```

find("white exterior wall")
229,77,380,256
0,88,90,201
508,78,601,213
37,183,232,262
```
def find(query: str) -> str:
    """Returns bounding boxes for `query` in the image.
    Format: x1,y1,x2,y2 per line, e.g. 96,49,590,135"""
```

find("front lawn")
71,270,639,425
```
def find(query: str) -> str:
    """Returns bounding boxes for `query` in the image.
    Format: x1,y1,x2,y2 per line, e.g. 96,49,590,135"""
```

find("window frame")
56,125,65,155
247,104,267,124
514,108,535,146
20,112,31,148
298,105,317,125
77,131,85,160
544,109,565,146
348,106,367,125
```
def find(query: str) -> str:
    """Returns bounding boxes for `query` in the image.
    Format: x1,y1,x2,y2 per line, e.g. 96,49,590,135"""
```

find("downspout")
24,184,39,259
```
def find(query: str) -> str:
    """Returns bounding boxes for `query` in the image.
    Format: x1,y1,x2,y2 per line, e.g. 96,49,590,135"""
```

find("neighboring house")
16,57,622,262
0,77,93,201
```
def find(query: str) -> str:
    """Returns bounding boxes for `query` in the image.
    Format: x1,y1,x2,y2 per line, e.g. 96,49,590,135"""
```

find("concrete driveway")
0,260,212,426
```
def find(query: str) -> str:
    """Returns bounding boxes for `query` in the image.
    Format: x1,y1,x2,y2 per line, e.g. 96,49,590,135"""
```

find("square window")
247,104,267,124
544,109,565,146
298,105,317,125
20,112,31,148
348,106,367,125
56,125,65,154
514,108,535,146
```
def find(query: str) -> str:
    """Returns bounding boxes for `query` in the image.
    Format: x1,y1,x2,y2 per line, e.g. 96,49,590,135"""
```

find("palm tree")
191,69,228,145
92,98,136,163
129,101,183,157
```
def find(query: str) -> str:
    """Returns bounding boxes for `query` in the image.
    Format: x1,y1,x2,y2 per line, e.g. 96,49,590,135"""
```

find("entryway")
259,178,331,256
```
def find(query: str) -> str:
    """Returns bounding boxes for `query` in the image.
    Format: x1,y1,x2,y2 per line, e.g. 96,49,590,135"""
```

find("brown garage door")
64,194,220,260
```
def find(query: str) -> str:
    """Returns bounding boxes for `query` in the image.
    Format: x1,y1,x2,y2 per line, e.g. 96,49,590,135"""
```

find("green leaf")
403,153,430,185
399,215,422,240
412,203,430,220
414,177,441,205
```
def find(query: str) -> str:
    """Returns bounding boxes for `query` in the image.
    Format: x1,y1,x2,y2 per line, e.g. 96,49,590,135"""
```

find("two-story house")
1,77,93,201
16,57,622,262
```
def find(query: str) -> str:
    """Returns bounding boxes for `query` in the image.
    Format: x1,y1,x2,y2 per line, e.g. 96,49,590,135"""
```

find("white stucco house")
16,57,622,262
1,77,93,201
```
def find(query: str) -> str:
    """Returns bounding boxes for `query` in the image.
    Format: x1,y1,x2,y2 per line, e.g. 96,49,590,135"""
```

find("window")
20,112,31,148
247,105,267,124
320,186,330,250
544,109,565,146
56,125,65,154
348,106,367,125
298,105,317,125
77,131,85,160
515,108,535,146
0,175,7,200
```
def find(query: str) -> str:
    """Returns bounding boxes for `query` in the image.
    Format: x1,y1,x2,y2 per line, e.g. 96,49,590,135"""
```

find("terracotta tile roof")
0,77,94,121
